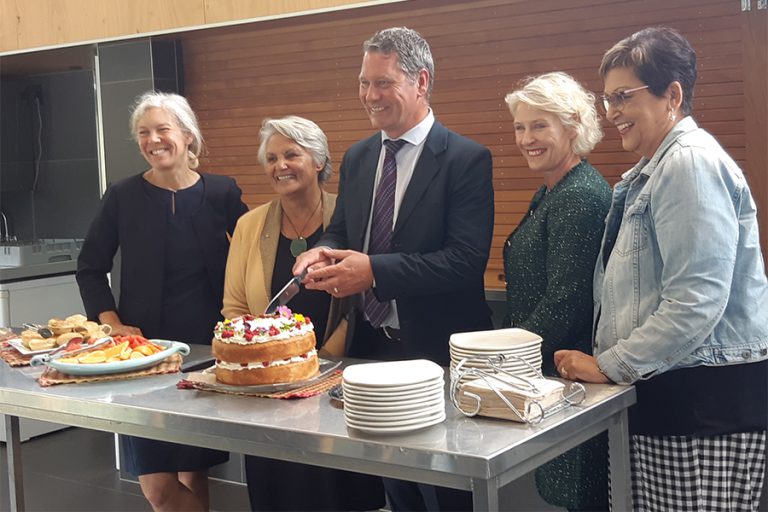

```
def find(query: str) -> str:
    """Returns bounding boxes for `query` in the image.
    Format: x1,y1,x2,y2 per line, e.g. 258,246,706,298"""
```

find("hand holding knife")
264,269,308,315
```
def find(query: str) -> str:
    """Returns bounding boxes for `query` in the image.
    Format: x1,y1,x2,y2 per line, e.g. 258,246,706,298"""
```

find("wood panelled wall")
180,0,763,289
0,0,392,53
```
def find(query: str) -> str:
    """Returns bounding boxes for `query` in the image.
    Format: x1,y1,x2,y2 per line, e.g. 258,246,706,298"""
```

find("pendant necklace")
283,197,322,257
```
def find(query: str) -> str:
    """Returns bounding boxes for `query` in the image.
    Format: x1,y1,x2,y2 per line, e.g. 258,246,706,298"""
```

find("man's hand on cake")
293,247,334,280
304,249,374,297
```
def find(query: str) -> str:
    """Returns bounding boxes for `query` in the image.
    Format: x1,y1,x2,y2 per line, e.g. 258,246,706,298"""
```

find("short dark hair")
599,26,697,115
363,27,434,100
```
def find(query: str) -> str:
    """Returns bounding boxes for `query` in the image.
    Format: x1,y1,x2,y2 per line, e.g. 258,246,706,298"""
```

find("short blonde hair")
505,72,603,156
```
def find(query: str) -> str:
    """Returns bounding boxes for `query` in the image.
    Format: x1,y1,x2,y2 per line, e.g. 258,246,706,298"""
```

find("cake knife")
264,269,308,315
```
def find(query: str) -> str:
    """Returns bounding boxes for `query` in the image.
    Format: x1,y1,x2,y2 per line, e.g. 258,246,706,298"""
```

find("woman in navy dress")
77,91,247,511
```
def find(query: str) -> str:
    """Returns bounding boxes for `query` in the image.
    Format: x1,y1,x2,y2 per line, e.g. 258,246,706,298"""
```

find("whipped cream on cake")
211,306,320,385
214,308,314,344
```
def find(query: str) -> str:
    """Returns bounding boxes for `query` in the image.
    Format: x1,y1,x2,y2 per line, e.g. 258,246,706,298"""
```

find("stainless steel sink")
0,239,84,267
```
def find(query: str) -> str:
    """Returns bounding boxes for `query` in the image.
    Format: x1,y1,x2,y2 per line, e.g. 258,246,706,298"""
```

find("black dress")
121,179,229,475
245,226,386,512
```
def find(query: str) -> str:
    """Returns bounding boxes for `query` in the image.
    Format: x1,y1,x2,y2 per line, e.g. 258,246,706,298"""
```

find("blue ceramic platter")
45,339,190,376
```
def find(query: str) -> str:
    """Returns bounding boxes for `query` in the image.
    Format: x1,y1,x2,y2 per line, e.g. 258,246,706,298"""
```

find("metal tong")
29,336,113,367
22,322,54,338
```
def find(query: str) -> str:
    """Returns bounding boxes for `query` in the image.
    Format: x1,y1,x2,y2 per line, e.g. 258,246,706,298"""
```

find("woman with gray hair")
77,90,247,510
222,115,385,511
503,71,611,511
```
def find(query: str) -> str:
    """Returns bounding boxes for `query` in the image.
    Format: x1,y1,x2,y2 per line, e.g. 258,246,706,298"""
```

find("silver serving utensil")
328,383,344,402
30,336,113,367
264,269,308,315
22,322,54,339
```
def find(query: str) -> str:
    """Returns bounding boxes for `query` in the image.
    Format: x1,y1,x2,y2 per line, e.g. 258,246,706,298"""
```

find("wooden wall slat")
180,0,753,289
0,0,380,53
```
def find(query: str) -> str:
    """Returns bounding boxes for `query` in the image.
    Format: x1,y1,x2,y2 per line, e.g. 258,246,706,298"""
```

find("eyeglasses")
600,85,650,112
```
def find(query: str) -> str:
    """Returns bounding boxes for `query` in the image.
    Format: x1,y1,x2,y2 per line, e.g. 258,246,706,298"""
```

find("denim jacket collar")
621,116,699,184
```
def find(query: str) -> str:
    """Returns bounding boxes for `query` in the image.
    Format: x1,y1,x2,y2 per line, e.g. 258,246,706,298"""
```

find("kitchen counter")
485,288,505,302
0,261,77,283
0,345,635,511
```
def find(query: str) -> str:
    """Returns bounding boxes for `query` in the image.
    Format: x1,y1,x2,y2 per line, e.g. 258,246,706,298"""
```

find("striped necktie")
364,139,407,328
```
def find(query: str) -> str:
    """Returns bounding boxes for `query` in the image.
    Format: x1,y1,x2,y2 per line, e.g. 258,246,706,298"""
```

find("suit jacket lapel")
350,137,381,249
395,122,447,235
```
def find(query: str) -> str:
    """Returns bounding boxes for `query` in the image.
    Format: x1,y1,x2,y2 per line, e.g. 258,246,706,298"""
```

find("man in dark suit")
294,27,494,511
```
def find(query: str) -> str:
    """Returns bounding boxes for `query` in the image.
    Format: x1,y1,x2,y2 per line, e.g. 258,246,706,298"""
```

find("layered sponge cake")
212,307,319,385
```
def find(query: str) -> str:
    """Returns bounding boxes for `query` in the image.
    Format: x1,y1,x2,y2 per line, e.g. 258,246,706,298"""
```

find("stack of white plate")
449,328,543,384
342,359,446,434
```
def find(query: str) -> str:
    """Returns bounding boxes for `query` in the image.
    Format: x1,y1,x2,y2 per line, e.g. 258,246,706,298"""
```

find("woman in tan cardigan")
222,115,385,511
222,116,349,354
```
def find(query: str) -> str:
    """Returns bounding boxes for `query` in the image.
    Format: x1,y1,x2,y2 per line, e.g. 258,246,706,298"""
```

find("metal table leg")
471,476,499,511
608,408,632,511
4,414,25,511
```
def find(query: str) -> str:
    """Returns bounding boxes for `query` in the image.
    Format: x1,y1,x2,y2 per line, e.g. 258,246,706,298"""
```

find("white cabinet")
0,273,83,327
0,272,83,441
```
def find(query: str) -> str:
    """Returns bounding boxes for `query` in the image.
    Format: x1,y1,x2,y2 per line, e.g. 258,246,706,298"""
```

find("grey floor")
0,427,561,512
0,427,250,511
2,427,765,511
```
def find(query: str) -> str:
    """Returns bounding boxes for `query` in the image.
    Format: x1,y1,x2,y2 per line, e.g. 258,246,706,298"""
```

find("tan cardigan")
222,190,348,356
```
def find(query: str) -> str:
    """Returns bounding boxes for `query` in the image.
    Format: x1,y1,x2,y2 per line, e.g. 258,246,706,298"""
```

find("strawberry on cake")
212,306,319,385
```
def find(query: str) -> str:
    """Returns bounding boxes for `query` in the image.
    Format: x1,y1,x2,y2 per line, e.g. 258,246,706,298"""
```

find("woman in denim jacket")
555,27,768,511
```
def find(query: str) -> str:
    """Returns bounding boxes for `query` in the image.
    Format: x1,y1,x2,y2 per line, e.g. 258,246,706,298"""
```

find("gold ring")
333,287,339,294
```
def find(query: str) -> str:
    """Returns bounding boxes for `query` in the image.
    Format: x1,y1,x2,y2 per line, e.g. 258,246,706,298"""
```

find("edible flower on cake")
213,306,314,344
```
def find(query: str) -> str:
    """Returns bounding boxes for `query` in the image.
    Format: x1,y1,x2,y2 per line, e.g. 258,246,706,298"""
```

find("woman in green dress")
503,71,611,511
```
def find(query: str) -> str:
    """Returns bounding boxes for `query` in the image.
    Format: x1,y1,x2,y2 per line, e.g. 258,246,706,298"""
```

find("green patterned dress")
503,160,611,511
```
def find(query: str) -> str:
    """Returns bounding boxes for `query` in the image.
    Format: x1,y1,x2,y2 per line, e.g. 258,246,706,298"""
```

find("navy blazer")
322,121,494,365
77,173,248,337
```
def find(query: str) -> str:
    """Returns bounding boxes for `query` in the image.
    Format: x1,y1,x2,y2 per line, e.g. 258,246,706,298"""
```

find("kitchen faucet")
0,210,16,243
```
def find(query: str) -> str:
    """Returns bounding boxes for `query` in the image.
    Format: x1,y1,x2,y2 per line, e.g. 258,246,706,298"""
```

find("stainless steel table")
0,346,635,511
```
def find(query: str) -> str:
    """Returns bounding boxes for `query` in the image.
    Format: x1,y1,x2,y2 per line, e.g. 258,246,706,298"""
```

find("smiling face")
603,66,676,159
136,107,192,171
512,103,579,185
358,51,429,139
264,133,322,198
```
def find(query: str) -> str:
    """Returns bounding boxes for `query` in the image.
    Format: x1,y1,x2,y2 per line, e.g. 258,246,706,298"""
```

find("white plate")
345,411,446,434
343,382,444,401
344,395,444,414
343,392,443,411
43,340,190,375
450,328,542,352
450,354,542,365
342,359,443,387
198,359,341,393
450,360,542,372
345,402,445,422
345,408,445,428
450,340,542,354
343,390,444,405
450,346,541,358
450,364,542,375
342,376,443,394
7,337,56,355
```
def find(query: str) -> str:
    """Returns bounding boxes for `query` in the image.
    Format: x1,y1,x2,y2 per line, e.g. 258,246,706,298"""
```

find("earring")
668,110,676,122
